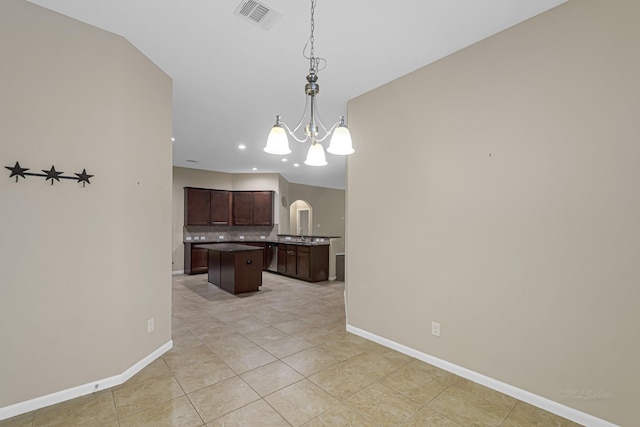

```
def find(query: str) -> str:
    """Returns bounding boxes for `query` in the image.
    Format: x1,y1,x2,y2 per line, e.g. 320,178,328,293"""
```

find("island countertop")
194,243,264,252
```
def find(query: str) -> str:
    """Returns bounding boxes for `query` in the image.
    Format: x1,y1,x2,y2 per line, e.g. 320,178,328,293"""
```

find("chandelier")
264,0,354,166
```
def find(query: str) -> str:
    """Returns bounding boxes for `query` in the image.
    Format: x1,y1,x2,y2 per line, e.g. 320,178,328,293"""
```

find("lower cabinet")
296,246,310,279
244,242,268,270
276,244,328,282
185,244,208,274
185,242,329,282
277,246,287,274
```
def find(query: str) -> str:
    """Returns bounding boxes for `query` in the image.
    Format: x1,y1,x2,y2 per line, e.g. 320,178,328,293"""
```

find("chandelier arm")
314,120,341,143
280,121,309,143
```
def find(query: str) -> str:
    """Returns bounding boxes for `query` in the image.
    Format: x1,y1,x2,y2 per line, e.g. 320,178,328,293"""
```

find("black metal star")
74,169,94,187
42,165,64,185
5,162,30,181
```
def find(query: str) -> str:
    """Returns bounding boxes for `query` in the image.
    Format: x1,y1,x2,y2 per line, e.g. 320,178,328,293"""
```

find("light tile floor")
1,273,583,426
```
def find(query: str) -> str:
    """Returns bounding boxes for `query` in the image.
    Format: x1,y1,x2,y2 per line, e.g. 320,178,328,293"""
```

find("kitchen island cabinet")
196,244,263,294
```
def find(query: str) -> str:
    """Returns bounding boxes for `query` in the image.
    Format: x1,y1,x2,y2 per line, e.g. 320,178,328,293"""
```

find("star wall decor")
5,162,94,186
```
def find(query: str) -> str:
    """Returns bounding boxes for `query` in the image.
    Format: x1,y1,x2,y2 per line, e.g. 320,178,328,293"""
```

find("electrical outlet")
218,235,224,240
431,321,440,337
147,318,155,333
239,235,245,240
186,236,192,241
260,236,266,240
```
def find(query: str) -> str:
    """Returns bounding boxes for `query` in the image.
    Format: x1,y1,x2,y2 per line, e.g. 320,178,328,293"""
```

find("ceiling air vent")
234,0,282,30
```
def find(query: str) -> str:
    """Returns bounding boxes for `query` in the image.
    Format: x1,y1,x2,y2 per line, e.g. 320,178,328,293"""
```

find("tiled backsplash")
184,225,278,242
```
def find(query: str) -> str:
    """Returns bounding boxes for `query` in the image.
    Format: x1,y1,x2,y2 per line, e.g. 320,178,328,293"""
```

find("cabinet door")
245,243,267,270
253,191,274,226
309,245,329,282
210,190,231,225
277,247,287,273
286,245,297,275
232,192,254,225
185,188,210,226
296,249,310,280
191,247,209,274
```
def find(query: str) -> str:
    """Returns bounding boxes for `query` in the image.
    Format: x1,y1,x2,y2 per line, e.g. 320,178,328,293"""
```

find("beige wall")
0,0,172,412
346,0,638,425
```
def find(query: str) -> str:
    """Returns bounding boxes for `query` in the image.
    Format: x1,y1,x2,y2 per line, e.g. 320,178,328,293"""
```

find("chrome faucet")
299,227,304,240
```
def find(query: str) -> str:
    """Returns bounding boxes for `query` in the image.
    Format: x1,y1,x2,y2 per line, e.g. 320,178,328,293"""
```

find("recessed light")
171,137,175,142
293,163,300,167
252,167,258,171
186,159,198,163
282,158,288,162
238,144,246,150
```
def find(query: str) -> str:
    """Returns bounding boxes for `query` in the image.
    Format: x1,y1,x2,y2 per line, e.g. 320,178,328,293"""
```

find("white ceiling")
27,0,566,189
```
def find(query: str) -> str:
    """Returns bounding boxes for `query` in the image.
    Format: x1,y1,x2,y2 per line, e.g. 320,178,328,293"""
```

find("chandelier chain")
308,0,322,74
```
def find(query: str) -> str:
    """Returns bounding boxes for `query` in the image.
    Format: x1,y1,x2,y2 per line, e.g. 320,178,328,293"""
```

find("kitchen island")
195,243,264,294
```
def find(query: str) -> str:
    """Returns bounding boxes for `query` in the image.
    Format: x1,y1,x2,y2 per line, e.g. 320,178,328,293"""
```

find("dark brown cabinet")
286,245,297,275
232,191,274,226
210,190,231,225
184,244,208,274
244,242,269,270
232,192,255,225
253,192,274,225
275,243,329,282
277,245,287,274
296,246,310,279
184,187,232,226
204,245,263,294
185,188,211,226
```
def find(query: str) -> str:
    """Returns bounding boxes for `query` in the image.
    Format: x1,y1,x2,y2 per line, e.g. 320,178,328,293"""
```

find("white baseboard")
172,270,185,275
346,325,617,427
0,340,173,421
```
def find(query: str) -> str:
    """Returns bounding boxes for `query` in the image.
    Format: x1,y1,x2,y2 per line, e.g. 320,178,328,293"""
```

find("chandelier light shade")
264,118,291,155
327,118,354,155
264,0,354,167
304,142,328,166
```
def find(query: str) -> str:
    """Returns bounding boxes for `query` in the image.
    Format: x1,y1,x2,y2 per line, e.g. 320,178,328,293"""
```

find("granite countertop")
194,243,264,252
185,239,330,246
277,234,341,239
276,240,330,246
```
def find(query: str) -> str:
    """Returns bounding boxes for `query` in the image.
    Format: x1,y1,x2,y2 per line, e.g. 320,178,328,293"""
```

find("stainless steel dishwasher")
266,243,278,272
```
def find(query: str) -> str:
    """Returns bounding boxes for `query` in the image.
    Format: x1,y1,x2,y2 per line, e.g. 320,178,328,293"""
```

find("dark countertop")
185,239,330,246
276,241,330,246
194,243,264,252
277,234,341,239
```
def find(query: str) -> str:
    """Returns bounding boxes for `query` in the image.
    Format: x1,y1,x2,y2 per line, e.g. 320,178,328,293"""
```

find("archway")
289,199,312,236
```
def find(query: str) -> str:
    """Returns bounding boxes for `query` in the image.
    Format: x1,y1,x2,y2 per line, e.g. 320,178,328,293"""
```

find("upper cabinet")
185,187,273,226
252,191,274,226
231,192,254,225
232,191,274,226
184,187,211,226
210,190,232,225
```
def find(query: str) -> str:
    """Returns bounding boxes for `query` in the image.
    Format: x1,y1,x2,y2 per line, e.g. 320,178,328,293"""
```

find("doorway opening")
290,200,312,236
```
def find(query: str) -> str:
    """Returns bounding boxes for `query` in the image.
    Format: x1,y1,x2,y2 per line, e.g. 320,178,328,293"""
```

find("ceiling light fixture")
264,0,354,166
